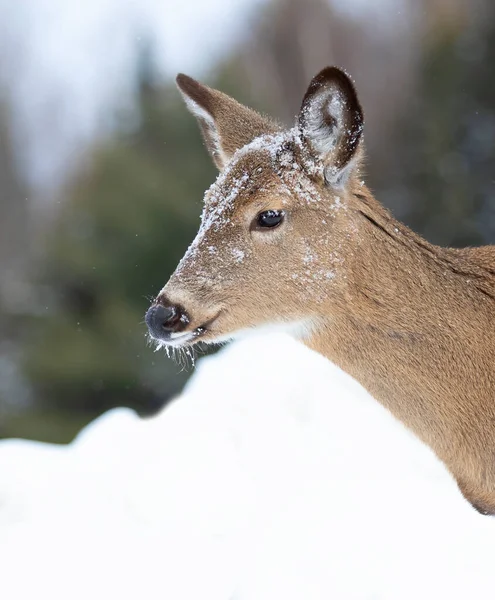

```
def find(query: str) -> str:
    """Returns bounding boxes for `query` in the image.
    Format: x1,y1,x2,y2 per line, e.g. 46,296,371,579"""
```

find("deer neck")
305,189,495,490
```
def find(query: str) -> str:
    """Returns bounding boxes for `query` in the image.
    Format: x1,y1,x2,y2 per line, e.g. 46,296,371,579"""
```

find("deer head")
145,67,364,348
144,66,495,515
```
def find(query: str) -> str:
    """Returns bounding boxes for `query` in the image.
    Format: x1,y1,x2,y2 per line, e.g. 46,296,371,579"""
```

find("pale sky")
1,0,270,191
0,0,404,194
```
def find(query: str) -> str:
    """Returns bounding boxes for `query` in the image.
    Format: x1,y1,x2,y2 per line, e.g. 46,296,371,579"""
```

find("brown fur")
176,74,280,169
155,67,495,515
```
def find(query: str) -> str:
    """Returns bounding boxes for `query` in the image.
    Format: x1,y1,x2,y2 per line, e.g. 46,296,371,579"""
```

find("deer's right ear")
298,67,364,186
176,74,279,171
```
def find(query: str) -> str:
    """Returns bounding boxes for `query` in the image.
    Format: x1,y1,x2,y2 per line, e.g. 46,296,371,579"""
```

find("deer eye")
255,210,285,230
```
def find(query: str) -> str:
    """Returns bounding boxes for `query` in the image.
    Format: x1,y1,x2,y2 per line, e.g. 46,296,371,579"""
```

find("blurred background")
1,0,494,442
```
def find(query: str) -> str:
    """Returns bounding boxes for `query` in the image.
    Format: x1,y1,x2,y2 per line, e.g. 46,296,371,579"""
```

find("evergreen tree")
378,5,495,247
22,43,216,430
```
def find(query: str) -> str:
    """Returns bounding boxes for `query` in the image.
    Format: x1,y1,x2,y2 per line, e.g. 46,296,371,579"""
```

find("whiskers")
168,345,197,371
145,332,200,371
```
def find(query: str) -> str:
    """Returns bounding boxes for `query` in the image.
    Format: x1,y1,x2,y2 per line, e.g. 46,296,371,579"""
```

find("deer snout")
145,301,190,341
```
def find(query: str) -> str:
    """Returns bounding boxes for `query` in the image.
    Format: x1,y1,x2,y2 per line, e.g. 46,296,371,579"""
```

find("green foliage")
1,410,90,444
22,69,217,421
378,14,495,247
17,7,495,440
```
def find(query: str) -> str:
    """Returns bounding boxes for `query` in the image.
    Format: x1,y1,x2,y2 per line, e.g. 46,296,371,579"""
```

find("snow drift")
0,333,494,599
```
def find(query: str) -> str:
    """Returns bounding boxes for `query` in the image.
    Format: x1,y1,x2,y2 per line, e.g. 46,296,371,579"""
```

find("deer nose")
145,303,189,339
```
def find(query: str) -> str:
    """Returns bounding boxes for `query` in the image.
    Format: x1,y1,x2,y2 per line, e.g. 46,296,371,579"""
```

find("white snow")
1,333,494,599
231,247,245,263
171,168,251,284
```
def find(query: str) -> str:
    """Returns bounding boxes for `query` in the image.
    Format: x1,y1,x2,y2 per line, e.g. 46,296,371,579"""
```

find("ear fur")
176,74,280,170
298,67,364,185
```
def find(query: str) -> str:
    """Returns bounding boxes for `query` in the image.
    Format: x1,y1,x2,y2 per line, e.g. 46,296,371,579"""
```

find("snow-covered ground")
0,333,494,599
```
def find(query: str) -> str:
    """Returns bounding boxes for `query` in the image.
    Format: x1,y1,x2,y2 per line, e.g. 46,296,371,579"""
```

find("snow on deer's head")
145,67,364,348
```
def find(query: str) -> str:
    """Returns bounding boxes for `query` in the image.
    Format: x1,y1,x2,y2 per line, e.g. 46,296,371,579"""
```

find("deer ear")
298,67,364,186
176,74,279,171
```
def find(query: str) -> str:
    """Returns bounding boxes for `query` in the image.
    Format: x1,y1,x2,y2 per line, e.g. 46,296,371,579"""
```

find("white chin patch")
153,331,195,350
206,319,316,346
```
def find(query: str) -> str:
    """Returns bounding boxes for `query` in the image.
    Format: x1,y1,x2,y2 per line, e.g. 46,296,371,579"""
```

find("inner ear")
177,74,280,171
298,67,364,185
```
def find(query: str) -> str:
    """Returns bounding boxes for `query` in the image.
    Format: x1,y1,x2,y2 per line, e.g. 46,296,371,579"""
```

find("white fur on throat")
204,319,317,347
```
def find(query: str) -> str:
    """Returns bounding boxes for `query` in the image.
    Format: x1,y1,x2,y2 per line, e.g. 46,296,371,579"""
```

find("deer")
145,66,495,516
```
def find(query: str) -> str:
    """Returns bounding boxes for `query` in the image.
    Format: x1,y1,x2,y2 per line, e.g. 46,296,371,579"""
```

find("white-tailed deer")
145,67,495,515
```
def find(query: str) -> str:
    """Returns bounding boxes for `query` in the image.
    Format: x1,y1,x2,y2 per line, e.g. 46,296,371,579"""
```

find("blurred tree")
21,39,217,433
0,98,30,311
216,0,419,174
378,0,495,247
0,95,33,430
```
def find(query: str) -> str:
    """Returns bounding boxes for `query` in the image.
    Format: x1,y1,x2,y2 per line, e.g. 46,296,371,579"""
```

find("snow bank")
0,333,494,600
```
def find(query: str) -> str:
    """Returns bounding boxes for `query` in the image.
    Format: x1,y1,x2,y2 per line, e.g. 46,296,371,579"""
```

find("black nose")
145,303,189,340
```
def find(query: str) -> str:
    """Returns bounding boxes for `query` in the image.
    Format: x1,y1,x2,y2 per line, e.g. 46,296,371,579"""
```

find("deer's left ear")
298,67,364,186
177,74,280,171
